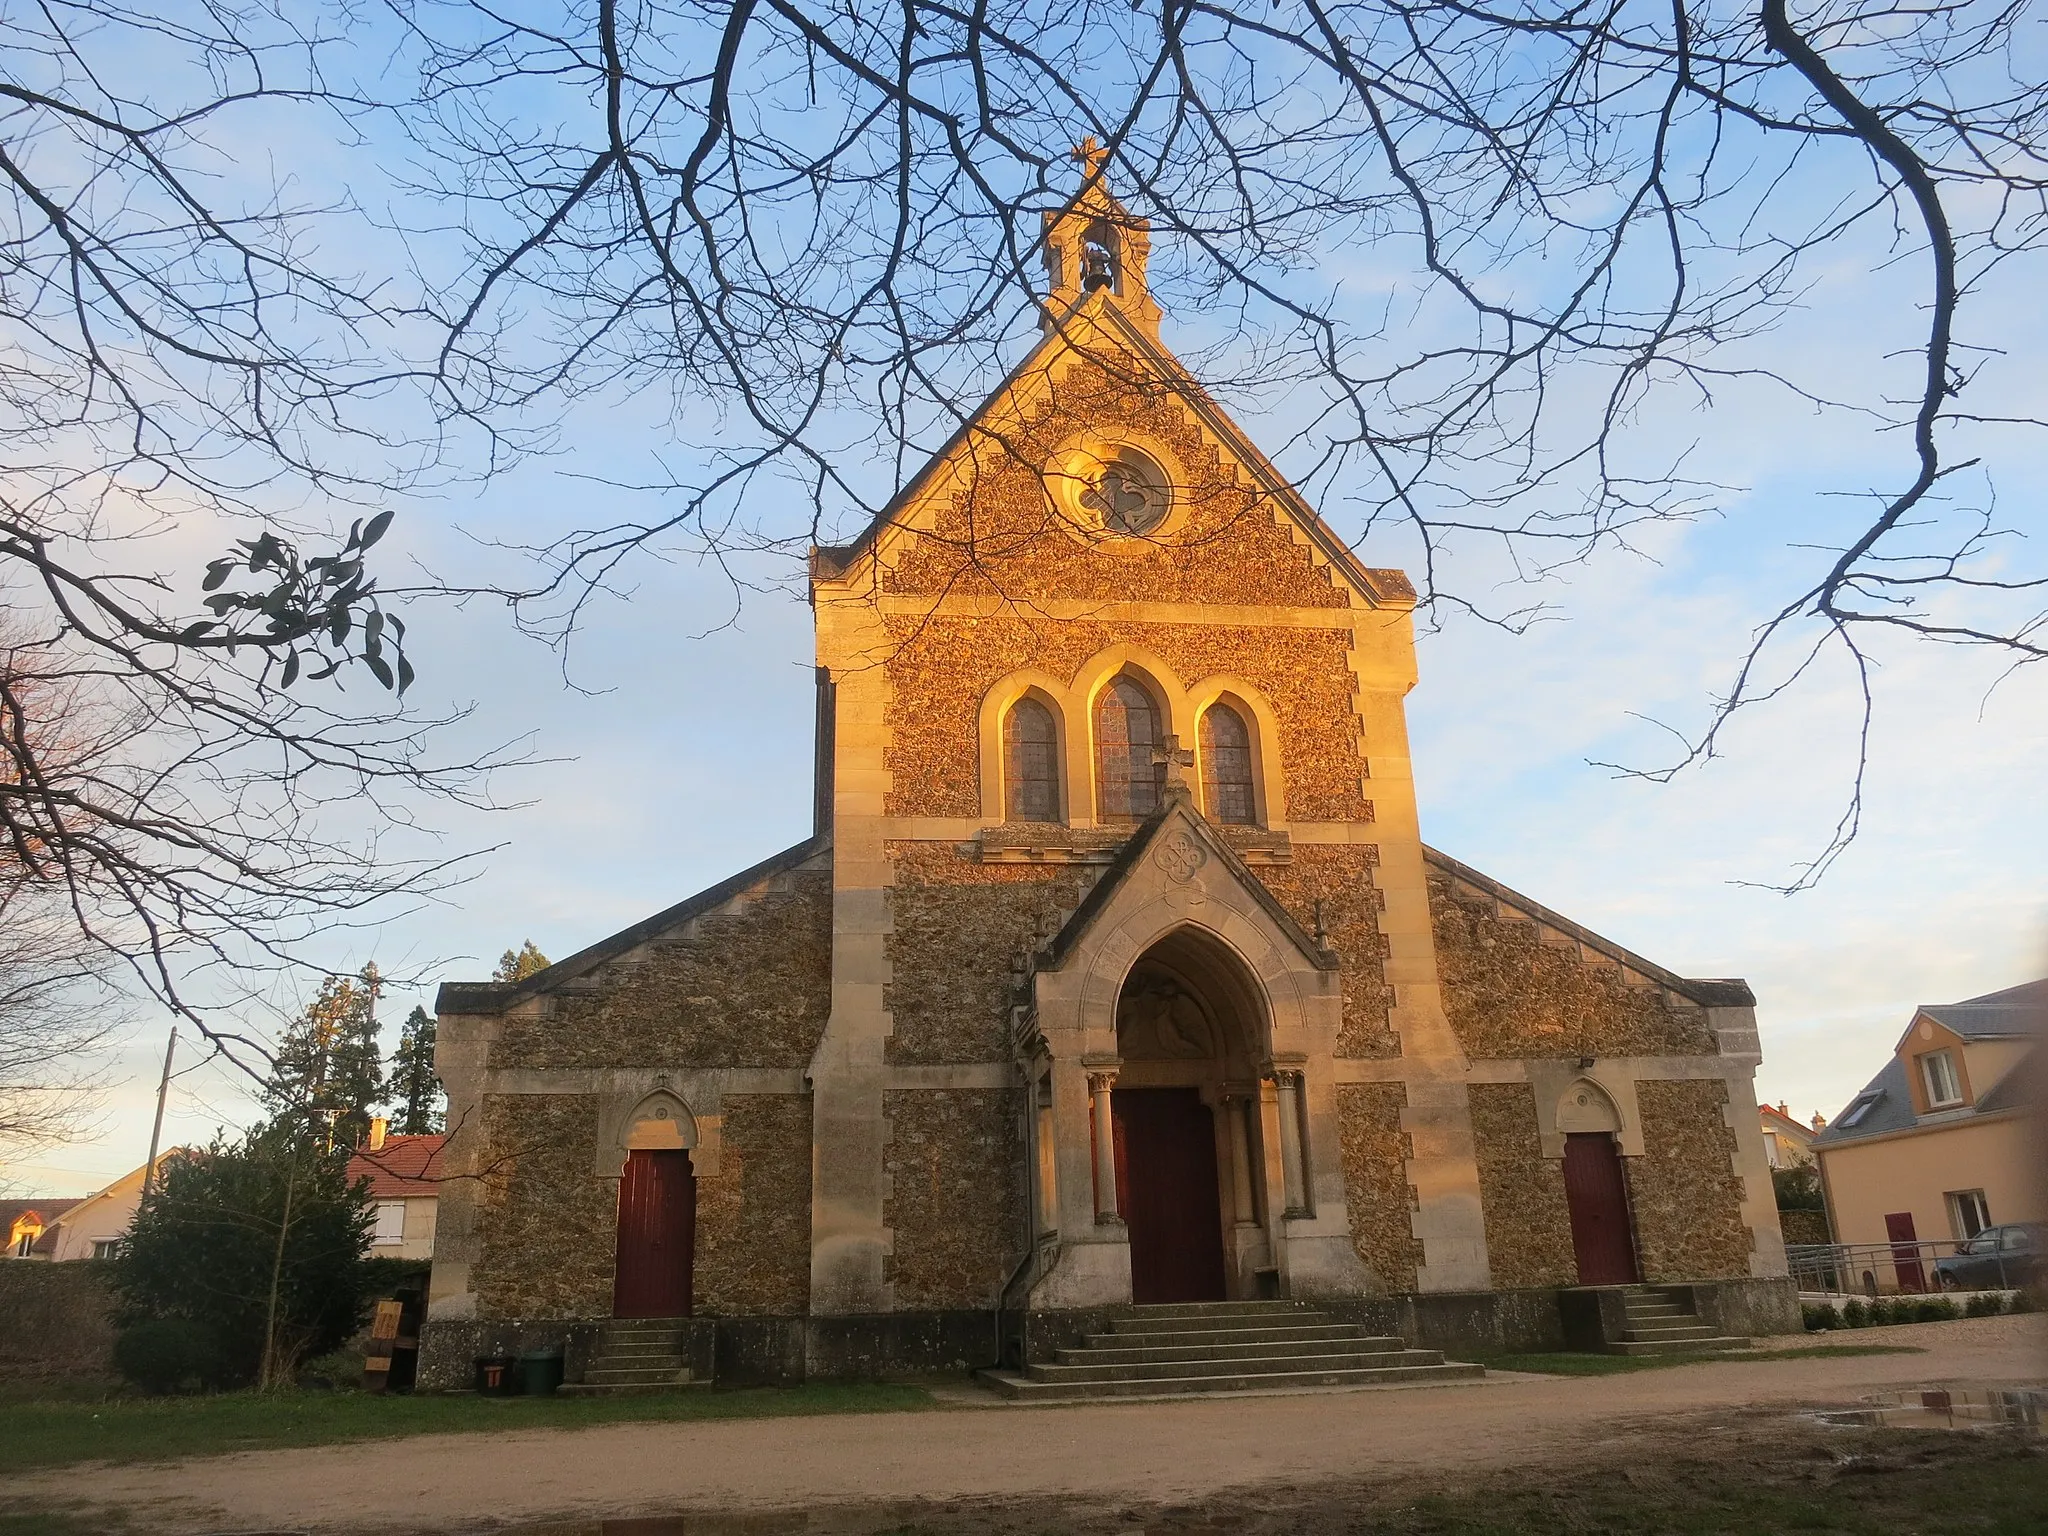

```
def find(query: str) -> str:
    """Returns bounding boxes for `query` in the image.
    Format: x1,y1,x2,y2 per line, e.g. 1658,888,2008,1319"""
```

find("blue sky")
8,6,2045,1197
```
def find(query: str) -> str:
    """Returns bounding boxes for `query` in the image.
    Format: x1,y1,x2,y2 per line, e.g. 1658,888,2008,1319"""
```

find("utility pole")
141,1025,177,1197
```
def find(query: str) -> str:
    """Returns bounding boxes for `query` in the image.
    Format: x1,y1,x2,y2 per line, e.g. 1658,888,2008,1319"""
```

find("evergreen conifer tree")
493,941,549,983
386,1006,443,1134
263,965,386,1148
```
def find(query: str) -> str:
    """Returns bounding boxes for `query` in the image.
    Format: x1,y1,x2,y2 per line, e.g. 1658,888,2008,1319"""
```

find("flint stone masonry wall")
472,1094,615,1319
883,615,1368,823
1467,1083,1578,1290
1627,1078,1753,1283
882,1088,1026,1310
492,870,832,1071
887,349,1349,612
695,1094,814,1316
1257,845,1395,1057
1335,1082,1423,1292
885,845,1089,1064
1429,874,1716,1060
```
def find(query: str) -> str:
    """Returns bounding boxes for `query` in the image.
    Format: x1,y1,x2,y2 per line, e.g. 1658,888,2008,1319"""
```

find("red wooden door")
1112,1088,1228,1305
1886,1212,1926,1293
1563,1132,1639,1285
613,1149,695,1318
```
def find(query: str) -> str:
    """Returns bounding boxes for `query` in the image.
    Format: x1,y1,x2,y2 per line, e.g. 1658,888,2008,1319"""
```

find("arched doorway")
1111,927,1266,1304
1556,1081,1639,1286
613,1095,697,1318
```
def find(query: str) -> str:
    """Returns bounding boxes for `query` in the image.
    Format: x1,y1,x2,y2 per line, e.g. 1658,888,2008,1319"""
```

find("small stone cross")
1073,136,1110,181
1152,733,1194,792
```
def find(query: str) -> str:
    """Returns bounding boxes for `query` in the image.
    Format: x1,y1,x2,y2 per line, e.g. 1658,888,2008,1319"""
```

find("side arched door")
613,1149,695,1318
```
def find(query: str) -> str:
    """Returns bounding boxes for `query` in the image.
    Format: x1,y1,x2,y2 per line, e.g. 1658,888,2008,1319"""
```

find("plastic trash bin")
474,1354,517,1395
519,1349,564,1396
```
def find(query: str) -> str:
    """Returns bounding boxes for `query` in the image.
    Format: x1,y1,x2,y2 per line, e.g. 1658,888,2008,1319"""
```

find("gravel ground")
14,1313,2044,1535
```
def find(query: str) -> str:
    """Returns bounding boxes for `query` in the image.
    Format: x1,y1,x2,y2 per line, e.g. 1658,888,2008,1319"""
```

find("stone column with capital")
1088,1070,1122,1224
1224,1091,1259,1225
1275,1069,1311,1218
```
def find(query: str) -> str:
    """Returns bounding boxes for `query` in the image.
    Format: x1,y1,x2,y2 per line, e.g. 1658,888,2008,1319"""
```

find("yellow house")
1813,980,2042,1275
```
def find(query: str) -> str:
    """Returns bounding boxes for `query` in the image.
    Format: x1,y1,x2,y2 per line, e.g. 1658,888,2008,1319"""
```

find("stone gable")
884,348,1350,611
1429,871,1716,1060
494,870,831,1071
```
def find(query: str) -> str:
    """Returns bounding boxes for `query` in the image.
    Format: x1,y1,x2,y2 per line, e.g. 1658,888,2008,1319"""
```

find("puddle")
1804,1387,2047,1431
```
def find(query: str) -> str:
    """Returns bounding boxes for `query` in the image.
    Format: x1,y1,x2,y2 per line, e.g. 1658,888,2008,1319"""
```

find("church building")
421,159,1795,1389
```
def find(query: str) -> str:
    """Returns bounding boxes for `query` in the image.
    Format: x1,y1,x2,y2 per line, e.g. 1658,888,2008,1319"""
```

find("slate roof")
1813,978,2043,1148
347,1135,447,1198
1916,977,2046,1041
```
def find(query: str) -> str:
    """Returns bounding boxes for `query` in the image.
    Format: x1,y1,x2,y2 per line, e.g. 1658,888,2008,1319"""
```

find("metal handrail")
1787,1237,2029,1296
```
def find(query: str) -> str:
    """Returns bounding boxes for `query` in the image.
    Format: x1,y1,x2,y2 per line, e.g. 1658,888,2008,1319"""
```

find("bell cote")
1040,138,1163,336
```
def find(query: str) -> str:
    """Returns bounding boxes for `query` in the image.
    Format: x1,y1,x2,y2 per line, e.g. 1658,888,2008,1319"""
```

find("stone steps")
1057,1334,1409,1365
1606,1287,1753,1356
1087,1323,1376,1349
565,1316,707,1395
982,1301,1484,1401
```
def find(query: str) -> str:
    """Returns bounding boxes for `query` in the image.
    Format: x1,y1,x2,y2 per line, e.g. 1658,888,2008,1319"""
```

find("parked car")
1933,1223,2044,1292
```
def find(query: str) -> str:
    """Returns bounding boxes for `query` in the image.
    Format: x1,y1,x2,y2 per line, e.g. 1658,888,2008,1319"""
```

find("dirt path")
20,1316,2046,1534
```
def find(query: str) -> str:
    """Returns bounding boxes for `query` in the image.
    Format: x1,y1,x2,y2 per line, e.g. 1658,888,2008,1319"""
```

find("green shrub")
2010,1288,2040,1314
110,1126,374,1388
112,1318,218,1395
1868,1297,1902,1326
1802,1303,1839,1331
1841,1298,1869,1327
1964,1292,2006,1318
1913,1297,1958,1323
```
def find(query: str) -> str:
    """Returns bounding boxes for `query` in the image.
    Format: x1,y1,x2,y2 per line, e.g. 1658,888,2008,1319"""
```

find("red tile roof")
3,1198,81,1231
347,1135,447,1197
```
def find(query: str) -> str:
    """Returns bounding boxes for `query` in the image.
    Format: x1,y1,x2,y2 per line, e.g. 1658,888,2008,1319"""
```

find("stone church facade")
421,167,1794,1385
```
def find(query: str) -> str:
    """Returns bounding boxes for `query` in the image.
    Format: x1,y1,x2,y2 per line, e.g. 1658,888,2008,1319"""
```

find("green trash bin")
519,1349,564,1396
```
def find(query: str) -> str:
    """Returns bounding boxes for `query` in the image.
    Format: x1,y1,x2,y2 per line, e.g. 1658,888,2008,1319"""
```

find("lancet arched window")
1200,703,1257,825
1003,696,1062,823
1096,676,1165,820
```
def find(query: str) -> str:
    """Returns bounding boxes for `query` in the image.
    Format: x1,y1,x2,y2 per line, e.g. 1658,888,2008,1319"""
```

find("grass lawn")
0,1379,935,1475
1476,1343,1925,1376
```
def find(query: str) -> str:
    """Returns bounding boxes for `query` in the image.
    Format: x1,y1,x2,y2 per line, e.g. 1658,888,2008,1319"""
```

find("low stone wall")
0,1262,119,1384
418,1275,1802,1388
418,1310,998,1390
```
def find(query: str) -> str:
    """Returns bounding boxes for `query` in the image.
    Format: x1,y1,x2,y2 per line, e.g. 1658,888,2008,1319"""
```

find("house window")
13,1227,36,1257
1947,1190,1992,1240
1920,1049,1963,1108
372,1201,407,1247
90,1239,121,1260
1003,697,1062,823
1199,703,1257,826
1095,676,1165,820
